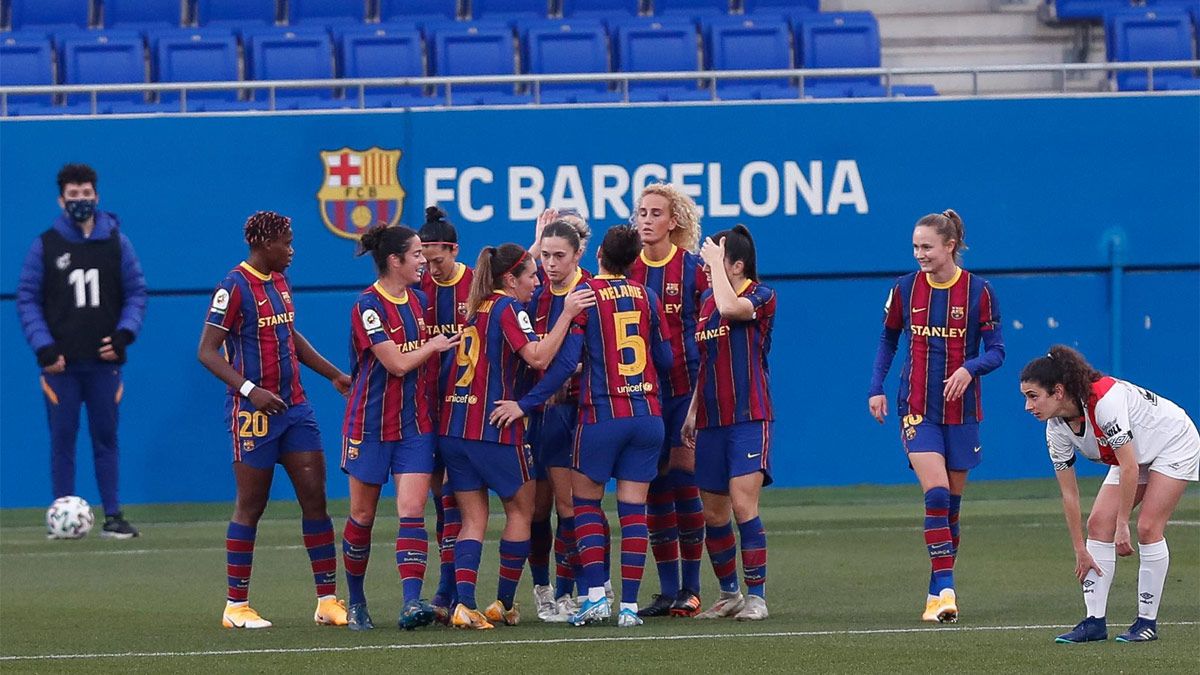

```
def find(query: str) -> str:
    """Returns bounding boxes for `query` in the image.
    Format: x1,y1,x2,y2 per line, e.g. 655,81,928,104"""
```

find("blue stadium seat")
58,33,148,110
741,0,820,20
9,0,91,33
653,0,731,21
1049,0,1133,22
613,18,709,101
288,0,369,27
103,0,184,30
1,32,57,115
561,0,641,22
522,19,621,103
705,15,795,100
429,23,532,105
379,0,461,25
472,0,552,24
795,12,936,98
154,29,254,111
245,28,347,108
195,0,278,27
337,24,435,108
1105,8,1198,90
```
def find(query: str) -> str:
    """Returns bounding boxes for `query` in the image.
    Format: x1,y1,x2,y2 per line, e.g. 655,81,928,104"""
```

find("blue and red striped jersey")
439,293,539,446
205,262,306,407
572,275,673,424
418,263,473,417
529,267,591,402
694,281,777,428
343,282,434,442
869,269,1005,424
629,244,708,399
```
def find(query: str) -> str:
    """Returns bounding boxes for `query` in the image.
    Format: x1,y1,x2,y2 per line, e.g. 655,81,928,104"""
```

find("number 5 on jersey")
613,310,647,377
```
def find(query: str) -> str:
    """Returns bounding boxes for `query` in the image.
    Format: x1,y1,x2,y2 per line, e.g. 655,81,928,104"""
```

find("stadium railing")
1,60,1197,115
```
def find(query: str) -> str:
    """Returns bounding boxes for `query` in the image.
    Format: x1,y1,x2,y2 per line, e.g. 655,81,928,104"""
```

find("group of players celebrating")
199,184,1198,643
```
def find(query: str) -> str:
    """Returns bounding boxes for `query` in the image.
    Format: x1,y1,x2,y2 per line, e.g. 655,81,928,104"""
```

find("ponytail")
915,209,968,264
1019,344,1104,405
466,243,530,320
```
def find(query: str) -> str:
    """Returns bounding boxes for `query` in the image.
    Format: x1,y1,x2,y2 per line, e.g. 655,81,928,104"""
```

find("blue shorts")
695,421,774,493
439,435,533,500
574,416,664,485
901,416,982,471
341,433,435,485
228,403,322,470
661,394,690,453
532,404,578,480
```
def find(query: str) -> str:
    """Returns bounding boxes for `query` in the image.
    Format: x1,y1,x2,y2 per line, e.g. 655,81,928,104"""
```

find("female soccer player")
1019,346,1199,644
682,226,776,621
340,224,460,631
867,209,1005,624
526,218,594,621
197,211,351,629
629,183,709,617
493,224,675,628
439,243,593,629
416,206,473,620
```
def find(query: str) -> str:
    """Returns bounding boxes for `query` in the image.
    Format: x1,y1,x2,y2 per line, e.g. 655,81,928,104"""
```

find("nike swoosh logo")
257,298,270,306
912,307,927,313
388,325,403,334
746,453,761,459
536,315,548,324
974,446,981,453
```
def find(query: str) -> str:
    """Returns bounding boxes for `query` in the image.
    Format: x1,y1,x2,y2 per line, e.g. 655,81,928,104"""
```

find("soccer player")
416,206,473,621
867,209,1005,623
340,224,461,631
1019,346,1199,644
492,224,675,628
628,183,709,617
439,243,594,629
526,218,594,621
197,211,351,629
682,226,776,621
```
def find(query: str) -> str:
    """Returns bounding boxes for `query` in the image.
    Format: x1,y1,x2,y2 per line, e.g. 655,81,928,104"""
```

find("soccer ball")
46,496,95,539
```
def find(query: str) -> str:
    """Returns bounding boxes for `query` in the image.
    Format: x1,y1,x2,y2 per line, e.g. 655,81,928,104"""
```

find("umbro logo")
1139,592,1155,601
1082,579,1095,588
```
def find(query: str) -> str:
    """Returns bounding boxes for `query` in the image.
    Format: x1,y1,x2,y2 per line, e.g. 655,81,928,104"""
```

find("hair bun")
425,206,446,223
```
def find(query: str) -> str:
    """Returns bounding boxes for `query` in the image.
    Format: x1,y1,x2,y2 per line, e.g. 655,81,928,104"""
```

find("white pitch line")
2,622,1197,662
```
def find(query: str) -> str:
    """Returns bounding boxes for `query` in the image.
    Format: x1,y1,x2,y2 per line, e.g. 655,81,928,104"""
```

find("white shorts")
1103,440,1200,485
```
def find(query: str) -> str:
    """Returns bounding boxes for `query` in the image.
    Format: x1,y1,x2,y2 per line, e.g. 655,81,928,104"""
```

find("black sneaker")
637,593,673,617
670,589,702,617
101,512,139,539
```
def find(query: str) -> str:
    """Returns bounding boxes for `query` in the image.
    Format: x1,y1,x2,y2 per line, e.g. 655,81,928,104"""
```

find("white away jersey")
1046,376,1199,471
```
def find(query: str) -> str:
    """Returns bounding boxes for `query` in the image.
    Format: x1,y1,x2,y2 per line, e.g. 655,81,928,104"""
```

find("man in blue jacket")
16,163,148,539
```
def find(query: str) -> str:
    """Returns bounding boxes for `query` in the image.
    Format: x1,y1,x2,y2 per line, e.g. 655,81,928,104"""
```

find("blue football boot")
347,602,374,631
398,598,436,630
1055,616,1107,644
1115,617,1158,643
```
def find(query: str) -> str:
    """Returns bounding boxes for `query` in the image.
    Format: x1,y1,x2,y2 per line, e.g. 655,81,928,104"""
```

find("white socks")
588,586,606,603
1137,539,1169,621
1083,539,1116,619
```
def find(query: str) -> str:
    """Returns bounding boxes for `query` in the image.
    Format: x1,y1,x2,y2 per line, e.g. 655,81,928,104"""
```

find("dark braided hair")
244,211,291,248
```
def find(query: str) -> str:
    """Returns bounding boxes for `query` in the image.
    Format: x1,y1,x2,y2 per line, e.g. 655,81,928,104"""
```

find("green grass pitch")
1,478,1197,673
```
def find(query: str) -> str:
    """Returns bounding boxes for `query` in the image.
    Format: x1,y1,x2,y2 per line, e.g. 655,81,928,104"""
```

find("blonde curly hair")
637,182,701,253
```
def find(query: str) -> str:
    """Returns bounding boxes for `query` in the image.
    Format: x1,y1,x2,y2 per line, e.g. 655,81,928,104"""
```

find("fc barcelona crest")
950,306,965,320
317,147,405,239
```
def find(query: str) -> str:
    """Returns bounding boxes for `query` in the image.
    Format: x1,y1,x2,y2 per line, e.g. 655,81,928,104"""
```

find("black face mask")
64,199,97,223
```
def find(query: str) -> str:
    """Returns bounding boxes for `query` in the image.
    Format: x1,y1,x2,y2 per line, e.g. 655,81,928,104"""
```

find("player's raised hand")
868,394,888,424
427,333,461,353
564,288,596,317
943,367,972,401
249,386,287,415
1073,548,1103,583
489,400,525,428
699,236,726,268
536,208,557,238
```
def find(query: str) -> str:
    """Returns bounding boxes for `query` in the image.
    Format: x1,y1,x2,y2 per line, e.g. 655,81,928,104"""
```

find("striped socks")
738,516,767,599
302,518,337,599
672,473,706,594
554,515,578,599
396,517,427,604
436,493,461,604
497,538,530,610
647,478,681,598
342,517,372,606
924,487,955,595
573,496,607,592
618,501,649,605
454,538,483,610
226,521,256,603
705,521,739,593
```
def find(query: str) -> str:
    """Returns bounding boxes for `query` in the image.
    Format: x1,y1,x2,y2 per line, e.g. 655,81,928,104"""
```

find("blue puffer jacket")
15,210,148,357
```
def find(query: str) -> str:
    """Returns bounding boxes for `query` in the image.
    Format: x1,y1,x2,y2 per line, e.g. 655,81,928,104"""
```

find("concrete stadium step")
883,44,1109,94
